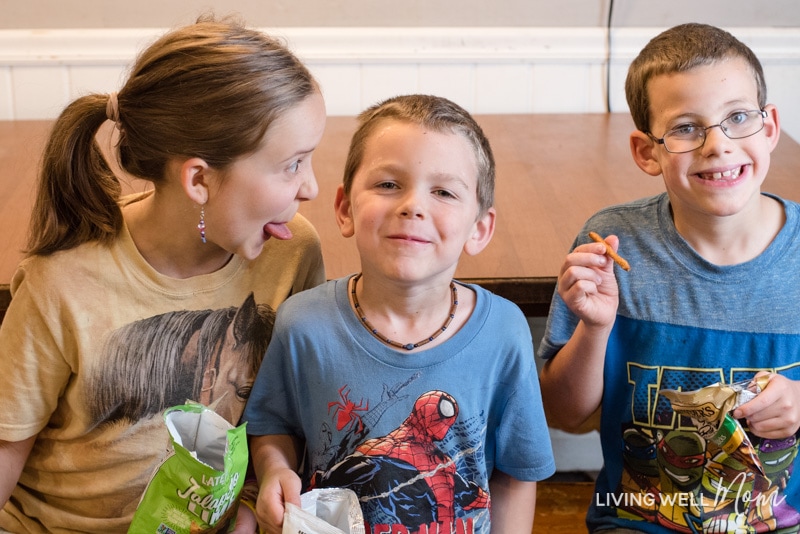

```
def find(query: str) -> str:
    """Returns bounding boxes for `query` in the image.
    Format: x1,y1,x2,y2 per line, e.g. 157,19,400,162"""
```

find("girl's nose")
298,169,319,201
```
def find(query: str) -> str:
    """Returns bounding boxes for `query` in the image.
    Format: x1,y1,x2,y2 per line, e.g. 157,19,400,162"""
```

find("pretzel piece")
588,231,630,271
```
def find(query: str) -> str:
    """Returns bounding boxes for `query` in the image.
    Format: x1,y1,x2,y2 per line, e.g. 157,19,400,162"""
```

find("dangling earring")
198,205,207,243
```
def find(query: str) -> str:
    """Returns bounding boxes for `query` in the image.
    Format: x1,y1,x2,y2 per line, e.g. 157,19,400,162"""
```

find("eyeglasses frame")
646,109,769,154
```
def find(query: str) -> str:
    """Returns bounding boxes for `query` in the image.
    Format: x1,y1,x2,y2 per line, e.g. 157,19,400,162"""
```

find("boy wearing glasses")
539,23,800,532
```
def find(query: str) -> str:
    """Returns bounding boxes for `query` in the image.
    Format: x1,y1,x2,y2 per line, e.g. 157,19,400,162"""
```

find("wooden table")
297,113,800,314
3,114,800,322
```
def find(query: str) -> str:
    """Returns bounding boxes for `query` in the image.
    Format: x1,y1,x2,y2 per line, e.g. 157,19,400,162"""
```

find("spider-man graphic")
311,390,490,532
328,385,369,432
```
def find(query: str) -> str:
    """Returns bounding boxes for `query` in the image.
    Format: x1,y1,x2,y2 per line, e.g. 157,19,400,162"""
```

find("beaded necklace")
350,273,458,351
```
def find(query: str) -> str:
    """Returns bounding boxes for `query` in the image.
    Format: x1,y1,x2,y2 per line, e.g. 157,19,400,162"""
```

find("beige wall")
3,0,799,29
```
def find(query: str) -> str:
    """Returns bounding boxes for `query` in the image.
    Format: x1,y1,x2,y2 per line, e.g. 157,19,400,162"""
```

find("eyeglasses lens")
663,110,766,153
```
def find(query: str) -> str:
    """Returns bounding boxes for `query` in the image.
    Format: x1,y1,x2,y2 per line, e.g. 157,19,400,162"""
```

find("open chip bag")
660,375,770,476
128,402,248,534
283,488,365,534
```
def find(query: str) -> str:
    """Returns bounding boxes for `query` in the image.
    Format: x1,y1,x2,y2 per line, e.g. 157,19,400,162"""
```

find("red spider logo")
328,385,369,432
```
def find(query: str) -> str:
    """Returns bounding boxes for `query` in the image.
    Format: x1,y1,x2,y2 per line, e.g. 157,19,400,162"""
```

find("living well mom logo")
596,474,788,517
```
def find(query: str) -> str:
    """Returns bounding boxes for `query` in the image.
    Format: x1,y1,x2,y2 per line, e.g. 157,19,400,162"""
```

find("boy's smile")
697,167,741,182
336,119,494,285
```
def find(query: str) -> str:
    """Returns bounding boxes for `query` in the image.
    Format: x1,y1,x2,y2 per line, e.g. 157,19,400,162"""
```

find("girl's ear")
463,207,496,257
179,157,213,204
630,131,663,177
334,185,355,238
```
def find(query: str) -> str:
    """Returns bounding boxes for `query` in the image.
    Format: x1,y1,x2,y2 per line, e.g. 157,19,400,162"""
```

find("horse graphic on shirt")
89,293,274,426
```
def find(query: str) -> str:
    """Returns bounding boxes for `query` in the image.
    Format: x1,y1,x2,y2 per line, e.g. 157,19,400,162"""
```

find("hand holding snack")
660,376,770,475
255,467,302,534
734,371,800,439
557,233,621,328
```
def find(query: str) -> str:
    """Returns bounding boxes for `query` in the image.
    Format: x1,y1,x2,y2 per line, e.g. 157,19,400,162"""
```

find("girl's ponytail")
26,94,122,256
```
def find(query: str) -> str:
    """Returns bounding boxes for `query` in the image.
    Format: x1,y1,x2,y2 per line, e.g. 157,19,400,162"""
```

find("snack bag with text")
660,376,770,475
283,488,365,534
128,403,248,534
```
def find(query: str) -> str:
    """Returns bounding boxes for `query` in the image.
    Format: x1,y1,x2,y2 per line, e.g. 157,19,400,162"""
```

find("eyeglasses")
647,109,768,154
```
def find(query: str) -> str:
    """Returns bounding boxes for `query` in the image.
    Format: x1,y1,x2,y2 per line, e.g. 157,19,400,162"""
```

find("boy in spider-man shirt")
243,94,555,534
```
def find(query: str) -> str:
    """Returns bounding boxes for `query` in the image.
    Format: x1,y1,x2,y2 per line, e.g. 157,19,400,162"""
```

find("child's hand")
733,372,800,439
557,235,620,328
255,468,302,534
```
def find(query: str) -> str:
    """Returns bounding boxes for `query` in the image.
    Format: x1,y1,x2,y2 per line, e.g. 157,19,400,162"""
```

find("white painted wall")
1,26,799,141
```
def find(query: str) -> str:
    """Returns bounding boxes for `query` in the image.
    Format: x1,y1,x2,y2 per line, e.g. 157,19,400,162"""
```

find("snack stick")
588,231,631,271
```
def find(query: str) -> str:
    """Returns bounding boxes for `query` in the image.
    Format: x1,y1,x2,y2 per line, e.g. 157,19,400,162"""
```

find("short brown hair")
342,94,495,216
625,23,767,134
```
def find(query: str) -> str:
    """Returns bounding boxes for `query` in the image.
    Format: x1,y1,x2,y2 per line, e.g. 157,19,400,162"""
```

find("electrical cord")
605,0,616,112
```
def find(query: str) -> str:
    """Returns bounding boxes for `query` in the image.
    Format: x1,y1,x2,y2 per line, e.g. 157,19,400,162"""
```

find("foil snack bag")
283,488,366,534
660,376,769,475
128,403,248,534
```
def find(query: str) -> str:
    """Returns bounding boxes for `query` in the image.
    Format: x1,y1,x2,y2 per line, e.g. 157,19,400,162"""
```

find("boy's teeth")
704,168,741,180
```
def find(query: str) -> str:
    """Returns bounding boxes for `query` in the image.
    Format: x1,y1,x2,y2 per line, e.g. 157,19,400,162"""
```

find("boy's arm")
540,321,612,431
488,470,537,534
249,434,303,534
539,236,620,432
0,436,35,506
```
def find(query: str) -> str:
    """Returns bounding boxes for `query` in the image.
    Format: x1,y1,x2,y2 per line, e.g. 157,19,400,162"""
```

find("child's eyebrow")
366,164,473,189
364,162,405,178
666,100,759,124
430,172,471,187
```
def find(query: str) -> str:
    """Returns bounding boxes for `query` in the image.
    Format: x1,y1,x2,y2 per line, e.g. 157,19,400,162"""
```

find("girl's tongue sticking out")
264,222,292,240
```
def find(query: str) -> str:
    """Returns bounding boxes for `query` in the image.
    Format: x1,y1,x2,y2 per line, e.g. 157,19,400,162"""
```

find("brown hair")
27,15,317,256
625,23,767,134
342,94,495,215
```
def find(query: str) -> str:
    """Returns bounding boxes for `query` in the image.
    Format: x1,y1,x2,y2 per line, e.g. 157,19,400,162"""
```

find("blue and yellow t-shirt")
540,192,800,533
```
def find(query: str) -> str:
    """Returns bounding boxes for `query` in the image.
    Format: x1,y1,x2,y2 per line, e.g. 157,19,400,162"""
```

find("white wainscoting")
1,26,799,140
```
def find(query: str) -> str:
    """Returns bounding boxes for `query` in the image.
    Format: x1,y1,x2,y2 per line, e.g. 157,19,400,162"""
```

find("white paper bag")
282,488,365,534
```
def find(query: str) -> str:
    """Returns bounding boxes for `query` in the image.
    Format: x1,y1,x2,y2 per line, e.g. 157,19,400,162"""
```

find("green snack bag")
128,403,248,534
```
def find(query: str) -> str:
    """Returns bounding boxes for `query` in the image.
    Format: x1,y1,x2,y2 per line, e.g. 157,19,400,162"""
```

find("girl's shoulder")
11,241,110,294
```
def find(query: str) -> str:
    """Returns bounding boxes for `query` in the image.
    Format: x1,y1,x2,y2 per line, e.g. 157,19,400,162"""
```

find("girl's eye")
288,160,301,174
377,181,398,189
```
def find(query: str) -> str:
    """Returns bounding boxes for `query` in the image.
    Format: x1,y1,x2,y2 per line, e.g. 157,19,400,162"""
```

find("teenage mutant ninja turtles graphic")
613,367,800,532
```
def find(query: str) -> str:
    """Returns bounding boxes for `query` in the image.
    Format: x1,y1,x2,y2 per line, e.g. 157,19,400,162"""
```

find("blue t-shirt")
245,276,555,534
540,193,800,533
